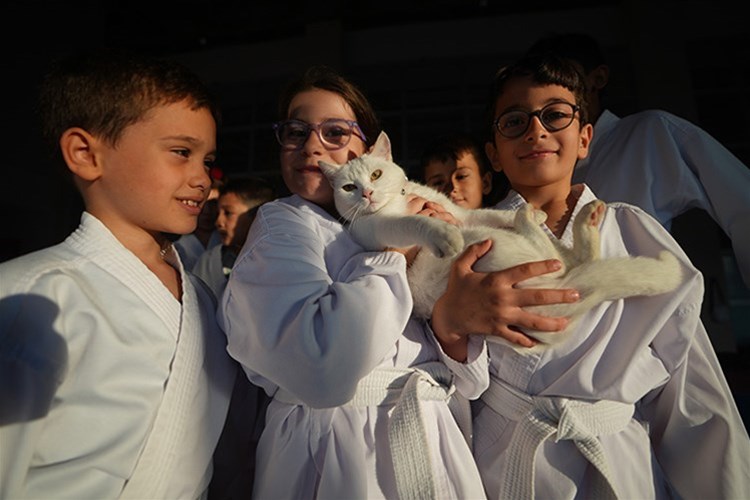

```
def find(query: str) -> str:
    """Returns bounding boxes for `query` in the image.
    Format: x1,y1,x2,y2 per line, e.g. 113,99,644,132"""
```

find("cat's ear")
368,131,393,162
318,160,338,179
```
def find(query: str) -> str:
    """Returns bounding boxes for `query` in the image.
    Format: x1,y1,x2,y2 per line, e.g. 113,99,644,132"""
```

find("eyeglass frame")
492,102,581,139
272,118,368,151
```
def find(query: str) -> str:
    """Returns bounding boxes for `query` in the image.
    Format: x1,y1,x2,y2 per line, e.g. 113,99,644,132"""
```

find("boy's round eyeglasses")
273,119,367,151
493,102,580,139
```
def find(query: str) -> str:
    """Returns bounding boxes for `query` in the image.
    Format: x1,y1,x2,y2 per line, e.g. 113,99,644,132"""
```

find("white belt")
274,362,455,500
482,375,634,500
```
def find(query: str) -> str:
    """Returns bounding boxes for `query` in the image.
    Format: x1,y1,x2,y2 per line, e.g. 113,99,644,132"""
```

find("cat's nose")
363,188,373,200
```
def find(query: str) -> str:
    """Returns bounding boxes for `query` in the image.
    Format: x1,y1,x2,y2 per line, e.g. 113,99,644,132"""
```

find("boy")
525,32,750,289
193,175,276,298
0,48,235,499
419,133,503,208
472,53,750,499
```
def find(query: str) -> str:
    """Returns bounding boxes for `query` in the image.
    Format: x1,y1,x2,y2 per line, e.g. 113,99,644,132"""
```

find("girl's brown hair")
277,65,380,148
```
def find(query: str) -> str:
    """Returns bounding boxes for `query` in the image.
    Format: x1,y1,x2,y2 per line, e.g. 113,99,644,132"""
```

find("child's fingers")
453,240,493,271
500,259,564,284
484,325,538,347
514,287,580,306
513,310,569,333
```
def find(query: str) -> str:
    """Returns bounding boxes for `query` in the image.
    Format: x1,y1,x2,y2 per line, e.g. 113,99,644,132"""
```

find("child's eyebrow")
161,135,202,144
497,97,575,114
160,135,218,157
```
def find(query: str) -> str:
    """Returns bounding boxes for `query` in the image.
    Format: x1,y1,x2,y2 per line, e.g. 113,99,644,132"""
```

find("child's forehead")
219,192,248,205
455,151,482,170
426,157,458,171
494,79,577,111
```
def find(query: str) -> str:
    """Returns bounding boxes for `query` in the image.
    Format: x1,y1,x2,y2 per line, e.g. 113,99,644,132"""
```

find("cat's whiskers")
339,203,362,227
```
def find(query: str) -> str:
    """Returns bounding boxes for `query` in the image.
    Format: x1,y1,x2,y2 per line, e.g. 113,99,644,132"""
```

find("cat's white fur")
320,131,683,348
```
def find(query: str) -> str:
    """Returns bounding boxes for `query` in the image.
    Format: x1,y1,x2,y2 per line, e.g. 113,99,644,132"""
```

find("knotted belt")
274,362,455,500
481,375,634,500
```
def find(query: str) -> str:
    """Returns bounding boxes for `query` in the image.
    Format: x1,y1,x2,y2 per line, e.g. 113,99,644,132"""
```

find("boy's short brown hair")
419,133,492,179
219,176,277,208
38,47,220,160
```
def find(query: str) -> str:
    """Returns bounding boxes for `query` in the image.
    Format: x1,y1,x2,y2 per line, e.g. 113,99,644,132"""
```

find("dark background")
3,0,749,419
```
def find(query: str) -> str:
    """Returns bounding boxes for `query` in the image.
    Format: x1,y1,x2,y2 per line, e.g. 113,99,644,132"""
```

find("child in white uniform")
193,175,276,299
0,48,235,499
474,52,750,499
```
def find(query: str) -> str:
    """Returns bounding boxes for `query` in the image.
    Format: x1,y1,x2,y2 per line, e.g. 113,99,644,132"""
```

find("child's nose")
525,116,548,139
302,129,325,154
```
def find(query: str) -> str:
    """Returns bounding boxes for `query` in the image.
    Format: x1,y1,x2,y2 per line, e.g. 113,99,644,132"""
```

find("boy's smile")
518,148,558,160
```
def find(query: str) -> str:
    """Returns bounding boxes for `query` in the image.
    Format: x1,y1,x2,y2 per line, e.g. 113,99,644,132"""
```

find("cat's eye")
342,184,357,192
371,169,382,181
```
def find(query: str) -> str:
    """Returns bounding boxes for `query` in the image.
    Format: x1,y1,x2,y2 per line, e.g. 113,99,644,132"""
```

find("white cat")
320,131,683,347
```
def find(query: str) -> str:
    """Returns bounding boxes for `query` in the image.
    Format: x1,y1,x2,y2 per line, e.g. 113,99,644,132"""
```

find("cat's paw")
532,209,547,225
580,199,605,227
427,224,464,258
516,204,547,225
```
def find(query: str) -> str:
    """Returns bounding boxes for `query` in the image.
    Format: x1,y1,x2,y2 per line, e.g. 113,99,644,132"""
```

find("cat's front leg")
513,205,560,259
350,215,464,258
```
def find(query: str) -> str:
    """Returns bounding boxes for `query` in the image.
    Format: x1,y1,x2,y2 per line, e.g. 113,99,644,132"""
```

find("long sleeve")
474,190,750,500
576,109,750,287
219,198,414,408
616,203,750,499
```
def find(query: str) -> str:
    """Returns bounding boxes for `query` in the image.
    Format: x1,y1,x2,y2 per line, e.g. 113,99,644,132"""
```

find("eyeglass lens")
496,102,577,138
276,119,356,150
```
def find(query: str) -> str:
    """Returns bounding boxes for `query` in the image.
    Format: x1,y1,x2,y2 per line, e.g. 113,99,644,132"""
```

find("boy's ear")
577,123,594,160
59,127,103,181
484,141,502,173
588,64,609,91
481,171,493,196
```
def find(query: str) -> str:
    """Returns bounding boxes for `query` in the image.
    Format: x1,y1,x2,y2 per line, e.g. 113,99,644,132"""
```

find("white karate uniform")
219,195,489,499
0,212,235,500
475,186,750,500
573,109,750,286
174,231,222,271
192,243,230,299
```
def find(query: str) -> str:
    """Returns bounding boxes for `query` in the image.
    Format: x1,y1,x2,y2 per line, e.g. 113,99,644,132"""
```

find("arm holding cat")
392,196,579,361
431,240,577,360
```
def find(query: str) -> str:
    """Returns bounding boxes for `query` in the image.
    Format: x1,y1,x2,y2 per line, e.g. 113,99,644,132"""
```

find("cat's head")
320,131,409,221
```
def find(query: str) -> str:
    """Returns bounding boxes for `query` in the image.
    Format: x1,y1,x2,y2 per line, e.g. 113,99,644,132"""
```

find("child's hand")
406,195,459,226
385,196,460,265
431,239,579,356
